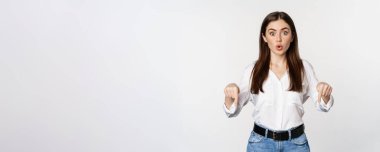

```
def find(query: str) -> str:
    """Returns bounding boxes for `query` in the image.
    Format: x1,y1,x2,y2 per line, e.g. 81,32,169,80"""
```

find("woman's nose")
276,34,282,42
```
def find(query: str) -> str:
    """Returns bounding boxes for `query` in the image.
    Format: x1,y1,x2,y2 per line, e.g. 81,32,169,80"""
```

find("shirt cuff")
224,103,236,114
319,95,334,111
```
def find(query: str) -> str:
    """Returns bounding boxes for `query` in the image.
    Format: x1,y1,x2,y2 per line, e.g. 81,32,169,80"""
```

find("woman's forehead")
266,19,291,30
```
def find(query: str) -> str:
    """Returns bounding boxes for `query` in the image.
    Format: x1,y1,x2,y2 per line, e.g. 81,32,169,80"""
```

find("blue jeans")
246,130,310,152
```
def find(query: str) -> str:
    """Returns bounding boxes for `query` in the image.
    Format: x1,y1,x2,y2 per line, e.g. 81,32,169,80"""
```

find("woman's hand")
317,82,333,104
224,83,240,109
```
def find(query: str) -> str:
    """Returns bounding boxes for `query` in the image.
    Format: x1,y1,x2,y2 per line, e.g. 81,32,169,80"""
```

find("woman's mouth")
276,45,283,50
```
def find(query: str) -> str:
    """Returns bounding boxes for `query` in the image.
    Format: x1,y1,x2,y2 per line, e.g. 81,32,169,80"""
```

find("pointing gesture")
224,83,240,110
317,82,333,104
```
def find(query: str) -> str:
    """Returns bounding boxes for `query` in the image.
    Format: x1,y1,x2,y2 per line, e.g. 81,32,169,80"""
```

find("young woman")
223,11,334,152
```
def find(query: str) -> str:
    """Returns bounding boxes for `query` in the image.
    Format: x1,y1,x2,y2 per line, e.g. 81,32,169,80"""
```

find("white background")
1,0,380,152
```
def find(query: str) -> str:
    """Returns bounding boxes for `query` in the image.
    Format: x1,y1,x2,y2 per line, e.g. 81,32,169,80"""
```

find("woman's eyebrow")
267,27,290,31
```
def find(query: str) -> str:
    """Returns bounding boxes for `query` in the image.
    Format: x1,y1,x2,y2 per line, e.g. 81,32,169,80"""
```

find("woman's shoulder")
244,60,256,70
301,59,318,79
248,60,257,67
240,61,256,75
301,59,314,70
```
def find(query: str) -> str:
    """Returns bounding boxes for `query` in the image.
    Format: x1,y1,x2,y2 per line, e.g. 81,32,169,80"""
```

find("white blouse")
224,60,334,130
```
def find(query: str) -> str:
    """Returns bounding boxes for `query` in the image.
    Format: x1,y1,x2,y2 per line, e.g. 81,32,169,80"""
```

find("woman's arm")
303,60,334,112
223,62,255,117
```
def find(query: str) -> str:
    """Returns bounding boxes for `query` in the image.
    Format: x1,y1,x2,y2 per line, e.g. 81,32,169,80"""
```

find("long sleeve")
224,63,256,118
303,60,334,112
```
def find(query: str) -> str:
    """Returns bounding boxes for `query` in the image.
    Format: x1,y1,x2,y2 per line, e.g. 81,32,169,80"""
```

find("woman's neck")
270,54,287,68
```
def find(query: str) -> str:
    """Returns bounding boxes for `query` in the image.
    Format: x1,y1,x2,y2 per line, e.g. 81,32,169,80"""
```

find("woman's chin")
271,50,287,56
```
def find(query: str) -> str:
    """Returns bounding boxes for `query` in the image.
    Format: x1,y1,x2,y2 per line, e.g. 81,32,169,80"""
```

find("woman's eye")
269,32,275,36
284,31,288,35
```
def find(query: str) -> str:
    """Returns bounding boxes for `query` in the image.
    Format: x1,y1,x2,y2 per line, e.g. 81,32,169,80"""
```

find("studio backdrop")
1,0,379,152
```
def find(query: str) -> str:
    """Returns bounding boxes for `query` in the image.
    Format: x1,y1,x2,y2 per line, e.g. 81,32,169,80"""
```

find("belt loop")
288,130,291,140
265,129,268,138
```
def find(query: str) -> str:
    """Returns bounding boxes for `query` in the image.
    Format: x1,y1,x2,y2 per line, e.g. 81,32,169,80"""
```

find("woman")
223,11,334,152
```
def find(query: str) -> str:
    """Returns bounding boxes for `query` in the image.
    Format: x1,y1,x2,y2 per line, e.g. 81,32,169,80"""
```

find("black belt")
253,123,304,141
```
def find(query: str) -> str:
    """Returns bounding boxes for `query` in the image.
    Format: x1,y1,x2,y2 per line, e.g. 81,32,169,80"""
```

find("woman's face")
262,19,293,56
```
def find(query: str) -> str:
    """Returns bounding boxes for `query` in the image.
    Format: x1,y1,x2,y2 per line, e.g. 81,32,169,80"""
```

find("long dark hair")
250,11,304,94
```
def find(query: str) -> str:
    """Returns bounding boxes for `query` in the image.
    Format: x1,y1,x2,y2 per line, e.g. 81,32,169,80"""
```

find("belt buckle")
272,131,277,139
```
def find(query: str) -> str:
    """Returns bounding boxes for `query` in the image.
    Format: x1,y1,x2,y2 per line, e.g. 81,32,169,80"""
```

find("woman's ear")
262,33,267,43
